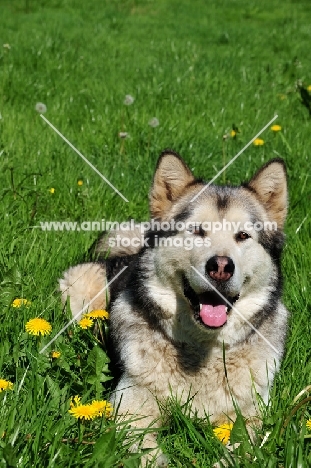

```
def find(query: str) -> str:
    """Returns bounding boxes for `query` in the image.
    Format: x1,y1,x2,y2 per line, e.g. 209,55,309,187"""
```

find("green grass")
0,0,311,466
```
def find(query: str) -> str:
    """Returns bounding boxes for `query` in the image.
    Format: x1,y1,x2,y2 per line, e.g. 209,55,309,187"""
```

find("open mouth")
183,276,240,329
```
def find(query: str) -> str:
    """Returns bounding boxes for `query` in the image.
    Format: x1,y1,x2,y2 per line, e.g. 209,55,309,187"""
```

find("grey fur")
60,151,289,467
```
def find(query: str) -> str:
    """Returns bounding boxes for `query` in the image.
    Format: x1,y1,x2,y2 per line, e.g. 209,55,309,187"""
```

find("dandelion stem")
281,396,311,434
97,320,106,349
78,420,85,443
120,139,124,155
120,108,124,155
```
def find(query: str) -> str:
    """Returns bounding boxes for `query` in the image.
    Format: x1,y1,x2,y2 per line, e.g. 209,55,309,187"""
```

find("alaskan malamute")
60,150,289,466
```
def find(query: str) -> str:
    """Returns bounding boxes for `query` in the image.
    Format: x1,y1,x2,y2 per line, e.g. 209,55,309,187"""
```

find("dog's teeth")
199,303,202,311
225,306,228,313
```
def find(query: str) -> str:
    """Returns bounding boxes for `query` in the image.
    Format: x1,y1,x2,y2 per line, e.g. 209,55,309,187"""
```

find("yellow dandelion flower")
77,180,83,186
51,351,61,359
253,138,264,146
230,130,237,137
84,309,109,320
306,419,311,431
0,379,13,392
271,124,282,132
69,404,97,420
307,85,311,92
25,318,52,336
69,395,97,420
49,188,55,194
78,317,94,329
90,400,113,418
70,395,81,408
278,94,286,100
12,298,31,308
213,423,233,445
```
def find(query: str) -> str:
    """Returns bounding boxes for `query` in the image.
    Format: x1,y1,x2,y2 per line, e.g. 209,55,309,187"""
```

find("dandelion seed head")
148,117,159,128
118,132,129,139
124,95,134,105
35,102,47,114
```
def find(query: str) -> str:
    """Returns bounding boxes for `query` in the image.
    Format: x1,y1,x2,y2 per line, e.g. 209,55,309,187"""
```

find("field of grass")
0,0,310,466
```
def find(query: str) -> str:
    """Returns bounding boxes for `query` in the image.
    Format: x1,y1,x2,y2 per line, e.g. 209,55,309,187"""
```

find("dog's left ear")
247,158,288,229
150,150,195,219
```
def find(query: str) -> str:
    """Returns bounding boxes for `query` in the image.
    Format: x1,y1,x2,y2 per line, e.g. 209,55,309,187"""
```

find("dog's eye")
236,231,251,241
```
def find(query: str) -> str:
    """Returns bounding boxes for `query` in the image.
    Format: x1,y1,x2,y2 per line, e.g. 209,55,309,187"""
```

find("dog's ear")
150,150,195,219
247,158,288,229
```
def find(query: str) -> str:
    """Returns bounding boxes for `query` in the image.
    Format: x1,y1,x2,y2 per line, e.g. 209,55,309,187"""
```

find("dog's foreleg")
112,380,169,467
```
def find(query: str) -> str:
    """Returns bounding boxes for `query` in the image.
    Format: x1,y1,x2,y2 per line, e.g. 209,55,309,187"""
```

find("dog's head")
145,150,287,343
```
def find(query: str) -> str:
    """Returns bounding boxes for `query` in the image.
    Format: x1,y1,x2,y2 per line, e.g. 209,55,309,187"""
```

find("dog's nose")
205,256,235,281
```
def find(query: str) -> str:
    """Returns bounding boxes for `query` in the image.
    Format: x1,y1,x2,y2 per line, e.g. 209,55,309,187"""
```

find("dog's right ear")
247,158,288,229
150,150,195,219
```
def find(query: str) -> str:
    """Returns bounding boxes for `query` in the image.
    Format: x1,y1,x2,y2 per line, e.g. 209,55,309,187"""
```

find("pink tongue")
200,304,227,327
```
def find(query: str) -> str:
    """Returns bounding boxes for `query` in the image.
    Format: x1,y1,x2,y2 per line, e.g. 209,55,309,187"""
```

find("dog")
60,150,289,466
